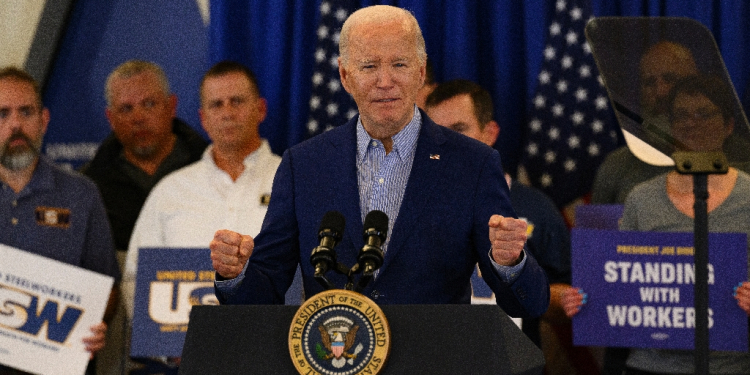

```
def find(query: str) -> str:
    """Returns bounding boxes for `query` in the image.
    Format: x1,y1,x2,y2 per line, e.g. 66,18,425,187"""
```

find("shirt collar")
356,106,421,162
203,139,271,171
29,156,55,190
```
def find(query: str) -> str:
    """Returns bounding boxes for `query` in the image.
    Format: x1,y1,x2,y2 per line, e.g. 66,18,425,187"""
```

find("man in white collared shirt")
121,62,283,369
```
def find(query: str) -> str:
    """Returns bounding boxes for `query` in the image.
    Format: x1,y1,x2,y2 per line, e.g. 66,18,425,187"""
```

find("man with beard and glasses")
0,66,120,374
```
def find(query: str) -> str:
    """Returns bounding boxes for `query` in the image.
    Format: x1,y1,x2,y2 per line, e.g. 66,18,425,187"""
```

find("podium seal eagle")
289,289,390,374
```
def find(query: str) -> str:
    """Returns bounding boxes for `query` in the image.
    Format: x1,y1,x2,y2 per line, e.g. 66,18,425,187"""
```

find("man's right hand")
210,229,254,279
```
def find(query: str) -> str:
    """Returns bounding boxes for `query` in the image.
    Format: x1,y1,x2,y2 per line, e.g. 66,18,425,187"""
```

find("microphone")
310,211,345,278
358,210,388,275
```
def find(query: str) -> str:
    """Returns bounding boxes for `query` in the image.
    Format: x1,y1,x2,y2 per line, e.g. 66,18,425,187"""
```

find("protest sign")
131,248,217,357
571,229,747,351
0,244,113,375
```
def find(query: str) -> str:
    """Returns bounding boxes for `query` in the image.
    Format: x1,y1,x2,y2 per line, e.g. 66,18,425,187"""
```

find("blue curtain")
209,0,750,174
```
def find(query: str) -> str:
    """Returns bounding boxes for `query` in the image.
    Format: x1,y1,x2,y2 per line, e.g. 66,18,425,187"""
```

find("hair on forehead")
199,60,261,100
425,79,494,129
668,74,735,122
339,5,427,65
105,60,170,107
0,66,43,108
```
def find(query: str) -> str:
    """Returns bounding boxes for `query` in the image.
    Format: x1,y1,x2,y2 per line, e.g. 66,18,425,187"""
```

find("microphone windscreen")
363,210,388,240
319,210,346,234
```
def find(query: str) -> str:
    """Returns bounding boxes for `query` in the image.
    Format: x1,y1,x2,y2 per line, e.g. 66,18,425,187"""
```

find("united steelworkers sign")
289,289,391,375
0,244,114,375
132,248,218,357
571,229,748,351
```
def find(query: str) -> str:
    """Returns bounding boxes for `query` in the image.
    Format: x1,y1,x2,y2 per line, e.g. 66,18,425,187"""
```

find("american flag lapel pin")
429,154,440,160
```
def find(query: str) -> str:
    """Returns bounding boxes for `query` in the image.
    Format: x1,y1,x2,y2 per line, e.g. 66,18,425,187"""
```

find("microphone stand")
672,150,728,375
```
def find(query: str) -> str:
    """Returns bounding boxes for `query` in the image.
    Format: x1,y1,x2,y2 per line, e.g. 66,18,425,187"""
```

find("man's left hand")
82,321,107,359
488,214,527,266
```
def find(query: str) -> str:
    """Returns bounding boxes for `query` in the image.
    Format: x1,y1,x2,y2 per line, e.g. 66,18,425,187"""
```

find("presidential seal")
289,289,390,375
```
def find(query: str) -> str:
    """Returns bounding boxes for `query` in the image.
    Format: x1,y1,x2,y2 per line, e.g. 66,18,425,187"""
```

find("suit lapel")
327,118,365,254
378,117,446,273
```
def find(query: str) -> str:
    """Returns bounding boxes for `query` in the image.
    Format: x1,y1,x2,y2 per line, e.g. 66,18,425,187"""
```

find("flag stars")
561,56,573,69
327,79,340,93
347,108,357,119
307,119,319,133
527,143,539,156
565,31,578,45
312,72,324,86
540,173,553,187
579,65,591,78
571,111,584,125
552,103,564,117
335,8,348,22
570,7,582,20
326,103,339,116
544,45,556,60
544,150,557,163
564,158,577,172
315,49,326,63
548,127,561,140
582,42,592,54
575,87,587,101
556,80,568,93
310,96,321,110
550,22,562,36
317,25,329,39
595,95,608,110
539,70,551,84
588,143,600,156
534,95,546,108
568,135,580,149
320,1,331,15
329,55,339,69
530,118,542,132
556,0,567,12
591,119,604,133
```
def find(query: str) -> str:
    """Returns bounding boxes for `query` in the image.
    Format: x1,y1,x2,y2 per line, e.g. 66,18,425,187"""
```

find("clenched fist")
210,229,254,279
488,214,527,266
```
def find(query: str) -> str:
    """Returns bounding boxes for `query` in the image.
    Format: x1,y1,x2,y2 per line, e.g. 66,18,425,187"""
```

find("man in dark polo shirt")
81,60,207,375
0,66,120,374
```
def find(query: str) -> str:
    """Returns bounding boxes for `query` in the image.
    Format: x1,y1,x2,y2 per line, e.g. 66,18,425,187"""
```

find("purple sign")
571,229,747,351
575,204,624,230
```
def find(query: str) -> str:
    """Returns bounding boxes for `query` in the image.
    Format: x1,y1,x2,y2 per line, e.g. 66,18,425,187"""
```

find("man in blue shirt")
209,5,549,316
0,66,120,373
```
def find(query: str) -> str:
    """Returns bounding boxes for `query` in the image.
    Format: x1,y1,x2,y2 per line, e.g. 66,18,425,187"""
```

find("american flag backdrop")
306,0,360,138
522,0,621,208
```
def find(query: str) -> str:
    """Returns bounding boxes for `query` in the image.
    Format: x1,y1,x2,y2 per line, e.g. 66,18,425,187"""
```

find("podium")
179,304,544,374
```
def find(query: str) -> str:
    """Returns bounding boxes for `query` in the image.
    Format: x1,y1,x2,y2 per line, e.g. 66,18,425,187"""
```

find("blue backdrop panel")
43,0,209,169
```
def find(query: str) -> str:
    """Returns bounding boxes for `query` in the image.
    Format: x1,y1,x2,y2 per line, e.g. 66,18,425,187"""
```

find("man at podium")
208,5,549,318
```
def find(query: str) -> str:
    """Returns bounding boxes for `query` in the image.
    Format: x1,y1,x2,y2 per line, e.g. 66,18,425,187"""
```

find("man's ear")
167,93,178,117
338,57,351,94
41,108,50,135
482,120,500,147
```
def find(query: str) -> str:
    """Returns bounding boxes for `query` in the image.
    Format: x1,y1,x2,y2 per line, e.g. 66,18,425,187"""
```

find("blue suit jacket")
220,112,550,317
